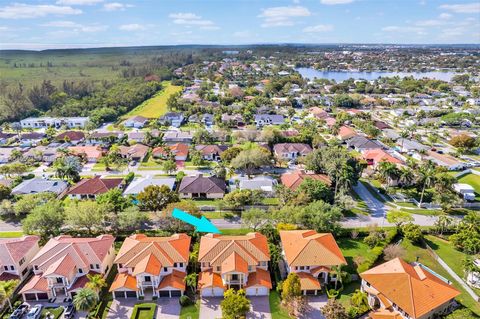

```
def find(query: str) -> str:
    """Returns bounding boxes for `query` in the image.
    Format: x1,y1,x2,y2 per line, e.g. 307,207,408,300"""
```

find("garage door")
126,291,137,298
171,290,181,297
37,293,49,300
201,288,223,297
114,291,125,298
246,287,268,296
305,290,317,295
159,291,170,298
24,293,37,301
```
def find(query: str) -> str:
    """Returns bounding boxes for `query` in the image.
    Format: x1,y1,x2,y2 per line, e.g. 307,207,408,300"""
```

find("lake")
295,67,457,82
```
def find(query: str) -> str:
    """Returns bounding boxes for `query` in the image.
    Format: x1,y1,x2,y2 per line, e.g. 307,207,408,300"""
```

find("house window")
299,266,304,270
79,269,83,274
305,266,310,270
118,264,123,268
174,263,177,267
248,266,253,272
164,267,168,272
96,264,100,269
90,264,94,269
56,277,63,284
3,266,8,271
178,262,183,267
216,266,221,272
144,276,151,282
34,265,38,271
10,266,14,271
19,257,25,266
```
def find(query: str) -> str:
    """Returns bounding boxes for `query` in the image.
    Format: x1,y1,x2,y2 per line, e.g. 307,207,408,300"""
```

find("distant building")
20,117,89,129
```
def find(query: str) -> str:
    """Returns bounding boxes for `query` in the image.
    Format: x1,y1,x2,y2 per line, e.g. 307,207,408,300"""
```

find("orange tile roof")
362,149,403,165
20,275,49,293
280,171,331,190
110,273,137,291
221,252,248,274
132,253,162,276
68,146,103,159
361,258,460,319
152,143,189,158
297,272,321,290
198,270,225,289
66,176,123,196
369,310,403,319
198,233,270,270
338,126,357,140
43,254,76,277
279,230,346,268
158,269,186,291
0,235,39,263
245,268,272,289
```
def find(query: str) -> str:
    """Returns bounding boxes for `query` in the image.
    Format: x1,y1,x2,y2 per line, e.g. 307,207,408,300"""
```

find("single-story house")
66,176,123,199
124,116,149,128
56,131,85,144
195,145,228,161
281,170,331,190
346,136,384,152
254,114,285,127
163,131,193,144
12,178,68,196
118,144,149,162
123,177,176,197
273,143,312,160
453,183,476,201
338,126,357,141
178,174,226,199
152,143,189,161
68,146,103,163
159,113,184,128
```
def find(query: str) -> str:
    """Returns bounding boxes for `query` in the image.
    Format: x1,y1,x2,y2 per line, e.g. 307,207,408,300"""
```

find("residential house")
338,126,357,141
0,132,16,145
12,178,68,196
23,146,60,164
201,114,214,126
221,114,244,127
230,176,277,196
308,107,329,120
87,132,124,145
195,145,228,161
124,116,149,128
198,232,271,297
346,136,384,152
0,148,16,164
20,235,115,302
396,139,430,153
273,143,312,161
56,131,85,144
279,230,346,296
453,183,476,201
127,131,146,143
118,144,149,162
281,170,331,190
362,149,403,168
163,131,193,144
19,132,45,146
152,143,189,161
254,114,285,127
123,177,176,197
20,117,89,129
425,151,465,171
360,258,460,319
159,113,185,128
68,146,103,163
178,174,226,199
0,236,40,281
110,234,190,299
66,176,123,199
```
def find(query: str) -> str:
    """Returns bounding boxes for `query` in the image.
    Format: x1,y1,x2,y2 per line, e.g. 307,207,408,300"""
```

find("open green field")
124,81,182,119
458,173,480,200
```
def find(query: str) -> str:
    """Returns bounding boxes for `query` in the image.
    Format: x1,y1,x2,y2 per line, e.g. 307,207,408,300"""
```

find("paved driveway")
156,298,181,319
247,296,271,319
200,297,222,319
106,299,135,319
299,295,328,319
106,298,180,319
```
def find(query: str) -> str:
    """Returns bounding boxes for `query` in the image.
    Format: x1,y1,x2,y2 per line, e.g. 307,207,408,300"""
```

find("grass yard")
130,303,156,319
338,281,361,311
41,307,64,319
400,208,440,216
262,197,280,205
399,239,480,315
201,211,227,219
458,173,480,200
180,300,200,319
269,291,292,319
0,231,23,238
193,199,223,208
219,228,252,235
337,237,379,273
124,81,182,119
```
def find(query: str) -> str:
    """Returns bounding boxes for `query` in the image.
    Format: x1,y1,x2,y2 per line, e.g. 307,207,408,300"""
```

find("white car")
27,304,43,319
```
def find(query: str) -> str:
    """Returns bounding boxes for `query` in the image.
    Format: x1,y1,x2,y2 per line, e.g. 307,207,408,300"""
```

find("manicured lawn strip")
201,211,226,219
124,81,182,119
130,303,156,319
400,208,440,216
193,199,223,208
0,231,23,238
180,300,200,319
269,291,292,319
41,307,64,319
338,281,361,311
219,228,252,235
400,239,480,315
337,237,378,273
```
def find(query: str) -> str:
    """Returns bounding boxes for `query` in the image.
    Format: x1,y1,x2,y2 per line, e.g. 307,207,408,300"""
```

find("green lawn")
0,231,23,238
41,307,64,319
180,300,200,319
399,239,480,315
269,291,292,319
400,208,440,216
130,303,156,319
202,211,227,219
338,281,361,311
219,228,252,235
193,199,223,208
124,81,182,119
458,173,480,200
262,198,280,205
337,237,378,273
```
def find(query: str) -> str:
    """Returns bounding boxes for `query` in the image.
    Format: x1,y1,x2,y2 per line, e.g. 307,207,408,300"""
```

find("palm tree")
73,288,99,312
435,213,453,235
184,273,198,295
399,130,409,152
377,162,400,187
331,265,346,290
398,167,414,186
85,274,106,295
0,279,19,310
417,161,436,208
350,289,369,309
462,256,479,281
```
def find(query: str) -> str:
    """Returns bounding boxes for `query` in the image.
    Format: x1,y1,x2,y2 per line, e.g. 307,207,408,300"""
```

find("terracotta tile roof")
221,252,248,274
360,258,460,319
118,144,149,159
68,146,103,159
338,126,357,140
308,107,329,119
273,143,313,156
280,171,331,190
198,233,270,269
158,269,186,290
20,275,49,293
178,175,226,195
110,273,137,291
152,143,189,158
0,235,39,264
66,176,123,196
279,230,346,268
369,310,403,319
44,254,76,277
362,149,403,165
68,271,94,291
297,272,321,290
0,272,19,281
56,131,85,142
245,268,272,289
195,144,228,156
198,270,225,289
115,234,191,271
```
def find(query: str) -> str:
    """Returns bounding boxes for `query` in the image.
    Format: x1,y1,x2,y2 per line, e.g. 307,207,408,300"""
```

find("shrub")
384,244,406,261
402,223,423,244
179,295,192,307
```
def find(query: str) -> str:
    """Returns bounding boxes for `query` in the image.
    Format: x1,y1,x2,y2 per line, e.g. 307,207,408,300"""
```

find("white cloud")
382,26,424,33
320,0,354,4
233,30,251,38
414,19,445,27
303,24,334,32
119,23,146,31
439,3,480,13
41,20,107,32
439,13,452,20
103,2,132,11
168,12,218,29
0,3,81,19
56,0,103,5
258,6,311,27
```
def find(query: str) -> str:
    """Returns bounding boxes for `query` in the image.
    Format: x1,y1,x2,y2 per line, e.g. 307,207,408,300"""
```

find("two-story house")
360,258,460,319
198,232,271,297
110,233,191,299
20,235,115,302
159,113,185,128
279,230,346,296
273,143,313,161
195,145,228,162
0,236,40,281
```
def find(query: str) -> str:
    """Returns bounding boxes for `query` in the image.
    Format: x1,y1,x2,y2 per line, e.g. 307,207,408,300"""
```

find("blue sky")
0,0,479,50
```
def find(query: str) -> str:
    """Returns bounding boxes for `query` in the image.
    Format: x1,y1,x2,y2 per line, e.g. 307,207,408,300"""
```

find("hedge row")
356,228,398,273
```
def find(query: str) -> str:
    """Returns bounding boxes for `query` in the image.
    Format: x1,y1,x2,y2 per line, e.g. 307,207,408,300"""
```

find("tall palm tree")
184,273,198,295
462,256,479,281
417,161,436,208
85,274,106,295
399,130,409,152
398,167,414,186
0,279,19,310
331,265,346,290
73,288,99,312
350,289,369,308
377,162,400,187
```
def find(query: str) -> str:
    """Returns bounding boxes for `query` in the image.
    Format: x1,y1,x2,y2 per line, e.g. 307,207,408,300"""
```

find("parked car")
9,304,29,319
26,305,43,319
64,303,76,319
